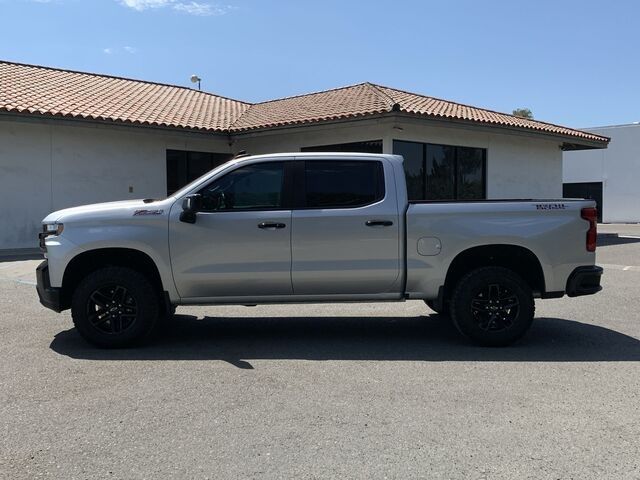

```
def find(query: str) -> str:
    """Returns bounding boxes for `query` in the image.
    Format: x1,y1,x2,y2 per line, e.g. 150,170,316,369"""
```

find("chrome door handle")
365,220,393,227
258,222,286,229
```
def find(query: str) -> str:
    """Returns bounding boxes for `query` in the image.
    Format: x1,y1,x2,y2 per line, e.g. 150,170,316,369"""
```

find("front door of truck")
169,160,293,299
291,158,401,295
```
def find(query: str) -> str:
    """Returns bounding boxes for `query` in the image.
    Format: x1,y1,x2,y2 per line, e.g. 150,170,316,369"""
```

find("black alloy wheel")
470,283,520,332
86,284,138,335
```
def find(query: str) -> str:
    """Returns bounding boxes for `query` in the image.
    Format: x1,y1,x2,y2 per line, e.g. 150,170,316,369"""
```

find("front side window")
199,162,285,211
304,160,384,208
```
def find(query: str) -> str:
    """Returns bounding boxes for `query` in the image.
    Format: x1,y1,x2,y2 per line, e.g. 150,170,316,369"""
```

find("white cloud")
103,46,137,55
173,1,227,16
118,0,232,16
119,0,171,11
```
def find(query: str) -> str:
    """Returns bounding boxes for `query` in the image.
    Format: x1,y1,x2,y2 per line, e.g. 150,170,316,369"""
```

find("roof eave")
0,107,610,150
390,111,610,150
230,111,610,149
0,109,232,136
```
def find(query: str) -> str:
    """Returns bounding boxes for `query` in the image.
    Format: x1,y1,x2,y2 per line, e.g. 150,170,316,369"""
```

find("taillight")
581,207,597,252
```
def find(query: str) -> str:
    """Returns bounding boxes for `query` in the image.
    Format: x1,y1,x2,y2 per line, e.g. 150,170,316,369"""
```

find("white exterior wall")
232,118,392,155
0,117,230,250
235,117,564,199
0,121,53,249
0,114,568,250
564,124,640,223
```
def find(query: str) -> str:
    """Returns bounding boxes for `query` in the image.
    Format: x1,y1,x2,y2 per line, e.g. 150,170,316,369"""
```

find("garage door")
563,182,603,222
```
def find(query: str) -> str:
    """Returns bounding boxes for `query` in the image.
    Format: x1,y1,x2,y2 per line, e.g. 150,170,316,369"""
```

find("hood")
43,198,174,223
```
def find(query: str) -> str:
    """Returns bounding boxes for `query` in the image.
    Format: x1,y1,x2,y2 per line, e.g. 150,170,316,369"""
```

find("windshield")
168,159,236,199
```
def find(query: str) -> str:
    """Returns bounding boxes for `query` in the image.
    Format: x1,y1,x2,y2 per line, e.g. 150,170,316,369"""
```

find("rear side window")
304,160,385,208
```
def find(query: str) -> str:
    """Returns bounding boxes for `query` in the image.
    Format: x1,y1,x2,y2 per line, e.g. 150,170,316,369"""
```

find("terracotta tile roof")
0,61,249,131
0,61,608,146
231,82,609,145
230,83,391,131
372,84,609,144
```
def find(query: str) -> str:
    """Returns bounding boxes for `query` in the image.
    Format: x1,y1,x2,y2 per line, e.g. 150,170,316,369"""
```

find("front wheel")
71,267,160,348
450,267,534,347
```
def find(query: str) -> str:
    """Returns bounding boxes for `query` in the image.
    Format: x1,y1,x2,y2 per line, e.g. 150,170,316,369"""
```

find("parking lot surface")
1,235,639,479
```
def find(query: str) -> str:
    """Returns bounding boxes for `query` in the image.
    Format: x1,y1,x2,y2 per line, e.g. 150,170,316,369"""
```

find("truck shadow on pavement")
598,236,640,247
49,314,640,368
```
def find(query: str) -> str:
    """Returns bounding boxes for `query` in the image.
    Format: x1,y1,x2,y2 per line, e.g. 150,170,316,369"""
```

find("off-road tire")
71,267,160,348
450,266,535,347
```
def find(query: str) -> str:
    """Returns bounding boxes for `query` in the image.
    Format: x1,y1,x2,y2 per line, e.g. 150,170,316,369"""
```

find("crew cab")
36,153,603,348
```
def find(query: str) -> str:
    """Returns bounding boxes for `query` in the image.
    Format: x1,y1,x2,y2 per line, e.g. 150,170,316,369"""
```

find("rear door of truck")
290,157,401,295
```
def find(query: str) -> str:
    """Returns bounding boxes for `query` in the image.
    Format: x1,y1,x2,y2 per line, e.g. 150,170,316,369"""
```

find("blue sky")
1,0,638,127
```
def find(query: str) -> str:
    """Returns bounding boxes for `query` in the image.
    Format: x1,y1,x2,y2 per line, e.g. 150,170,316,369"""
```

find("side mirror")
180,194,202,224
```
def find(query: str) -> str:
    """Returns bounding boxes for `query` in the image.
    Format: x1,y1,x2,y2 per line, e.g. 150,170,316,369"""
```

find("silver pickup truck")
36,153,602,348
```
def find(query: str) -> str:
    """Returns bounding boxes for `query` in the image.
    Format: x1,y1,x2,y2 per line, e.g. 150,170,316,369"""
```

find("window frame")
392,140,487,201
294,159,386,210
196,160,295,213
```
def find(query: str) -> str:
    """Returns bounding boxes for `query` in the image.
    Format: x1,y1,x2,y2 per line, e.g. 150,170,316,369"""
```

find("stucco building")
0,60,609,251
563,123,639,223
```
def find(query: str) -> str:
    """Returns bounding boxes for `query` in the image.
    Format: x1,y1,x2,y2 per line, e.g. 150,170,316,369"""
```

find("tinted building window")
199,162,285,211
425,144,456,200
393,140,486,200
393,140,424,200
304,161,384,208
456,147,485,200
166,149,233,195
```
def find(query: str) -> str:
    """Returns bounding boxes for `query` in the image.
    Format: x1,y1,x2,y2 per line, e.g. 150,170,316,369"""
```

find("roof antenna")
190,74,201,91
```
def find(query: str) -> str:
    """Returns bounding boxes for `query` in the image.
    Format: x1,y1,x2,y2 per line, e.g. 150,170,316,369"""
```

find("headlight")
39,223,64,251
44,223,64,235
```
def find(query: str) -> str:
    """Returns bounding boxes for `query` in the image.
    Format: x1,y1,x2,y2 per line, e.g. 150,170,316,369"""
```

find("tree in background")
512,108,534,119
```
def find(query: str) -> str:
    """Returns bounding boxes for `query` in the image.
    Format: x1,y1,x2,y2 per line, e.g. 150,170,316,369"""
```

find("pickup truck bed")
405,198,599,300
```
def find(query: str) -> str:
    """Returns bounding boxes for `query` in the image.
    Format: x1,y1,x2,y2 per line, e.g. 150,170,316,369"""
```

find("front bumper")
36,260,63,312
566,265,603,297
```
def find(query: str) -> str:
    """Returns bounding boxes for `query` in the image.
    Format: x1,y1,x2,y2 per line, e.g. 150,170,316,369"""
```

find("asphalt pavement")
0,231,639,479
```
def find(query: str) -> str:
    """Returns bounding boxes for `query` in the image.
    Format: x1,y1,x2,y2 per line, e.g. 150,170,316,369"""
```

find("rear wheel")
450,267,534,347
71,267,160,348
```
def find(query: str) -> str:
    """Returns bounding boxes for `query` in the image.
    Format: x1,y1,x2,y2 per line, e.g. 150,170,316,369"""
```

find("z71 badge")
133,209,164,216
535,203,566,210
